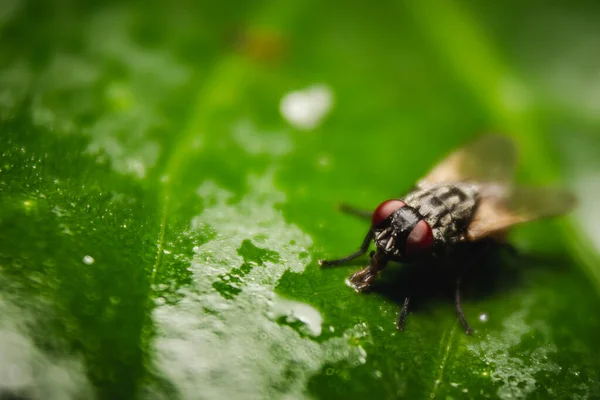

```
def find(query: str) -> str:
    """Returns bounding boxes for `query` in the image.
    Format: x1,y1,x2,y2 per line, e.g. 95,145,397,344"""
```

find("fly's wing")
467,185,576,241
418,134,518,187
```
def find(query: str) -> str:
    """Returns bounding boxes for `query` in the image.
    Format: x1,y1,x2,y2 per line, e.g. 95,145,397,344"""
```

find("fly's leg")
319,202,374,266
319,230,374,267
455,278,473,335
348,250,388,292
397,296,411,331
452,240,494,335
338,203,373,220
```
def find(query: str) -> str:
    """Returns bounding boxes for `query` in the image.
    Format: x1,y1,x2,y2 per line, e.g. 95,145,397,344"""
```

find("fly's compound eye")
372,199,406,227
405,220,434,255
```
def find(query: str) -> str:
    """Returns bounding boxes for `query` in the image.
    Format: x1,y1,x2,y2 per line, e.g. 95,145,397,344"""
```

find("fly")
318,134,576,334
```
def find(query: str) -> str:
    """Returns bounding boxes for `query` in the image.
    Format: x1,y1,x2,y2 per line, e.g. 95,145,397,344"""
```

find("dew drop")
82,255,95,265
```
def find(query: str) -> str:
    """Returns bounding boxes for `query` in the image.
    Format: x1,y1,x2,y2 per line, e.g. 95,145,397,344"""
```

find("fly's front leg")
397,296,411,331
319,230,374,267
348,250,388,292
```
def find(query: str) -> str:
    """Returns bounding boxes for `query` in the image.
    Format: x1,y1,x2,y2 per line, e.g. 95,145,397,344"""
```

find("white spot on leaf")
280,84,333,130
0,283,93,400
269,295,323,337
148,171,368,399
467,299,559,400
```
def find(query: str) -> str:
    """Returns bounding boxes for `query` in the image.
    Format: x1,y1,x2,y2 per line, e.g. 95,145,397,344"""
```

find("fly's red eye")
405,220,434,255
372,199,406,226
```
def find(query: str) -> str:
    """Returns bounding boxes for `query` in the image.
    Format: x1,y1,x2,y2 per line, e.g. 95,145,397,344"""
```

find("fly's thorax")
404,183,480,247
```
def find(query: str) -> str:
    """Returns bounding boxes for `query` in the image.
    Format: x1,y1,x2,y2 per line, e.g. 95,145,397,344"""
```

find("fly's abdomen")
403,183,480,246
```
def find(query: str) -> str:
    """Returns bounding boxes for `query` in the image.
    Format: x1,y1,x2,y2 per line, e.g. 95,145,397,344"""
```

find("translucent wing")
467,185,576,241
418,134,518,187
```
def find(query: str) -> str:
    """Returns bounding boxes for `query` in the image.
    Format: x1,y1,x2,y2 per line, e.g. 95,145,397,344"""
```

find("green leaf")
1,1,600,399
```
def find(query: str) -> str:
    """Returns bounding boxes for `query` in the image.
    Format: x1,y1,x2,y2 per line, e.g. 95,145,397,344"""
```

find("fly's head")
371,199,434,261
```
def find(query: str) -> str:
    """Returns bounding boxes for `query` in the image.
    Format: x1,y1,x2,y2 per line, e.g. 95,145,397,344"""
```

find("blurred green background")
1,0,600,399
